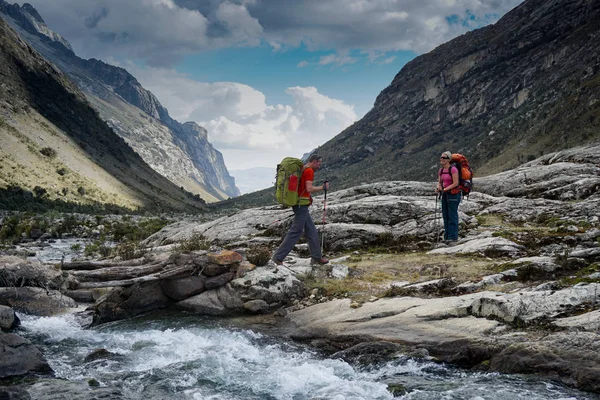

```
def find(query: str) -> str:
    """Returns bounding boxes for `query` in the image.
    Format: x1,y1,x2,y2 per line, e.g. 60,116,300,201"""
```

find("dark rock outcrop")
314,0,600,190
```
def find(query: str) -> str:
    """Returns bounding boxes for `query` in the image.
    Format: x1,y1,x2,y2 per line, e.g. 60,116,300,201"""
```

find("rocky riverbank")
1,143,600,396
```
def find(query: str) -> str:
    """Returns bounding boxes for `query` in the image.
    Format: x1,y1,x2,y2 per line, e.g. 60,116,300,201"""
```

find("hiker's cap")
441,151,452,160
307,154,322,162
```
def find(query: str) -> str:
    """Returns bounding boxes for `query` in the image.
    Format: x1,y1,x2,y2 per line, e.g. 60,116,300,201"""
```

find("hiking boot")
444,240,458,246
271,256,283,266
311,257,329,265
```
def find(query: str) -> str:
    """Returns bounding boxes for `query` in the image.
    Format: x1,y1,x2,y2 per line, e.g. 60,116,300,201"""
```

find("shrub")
40,147,58,158
246,245,271,266
56,167,67,176
84,238,112,258
115,240,148,260
33,186,48,198
77,186,86,196
173,233,210,253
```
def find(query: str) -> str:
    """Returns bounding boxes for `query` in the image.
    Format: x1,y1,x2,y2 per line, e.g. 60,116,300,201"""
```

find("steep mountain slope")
0,16,206,212
0,1,239,202
315,0,600,187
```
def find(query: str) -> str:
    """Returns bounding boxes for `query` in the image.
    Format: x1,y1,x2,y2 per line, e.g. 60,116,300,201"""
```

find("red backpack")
440,153,473,197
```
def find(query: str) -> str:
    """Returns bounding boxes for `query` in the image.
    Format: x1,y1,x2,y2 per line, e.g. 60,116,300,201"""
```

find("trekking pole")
434,193,439,243
321,182,328,254
437,192,443,244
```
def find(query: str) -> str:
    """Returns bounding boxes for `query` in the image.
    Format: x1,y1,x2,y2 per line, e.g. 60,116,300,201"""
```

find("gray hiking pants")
273,205,321,262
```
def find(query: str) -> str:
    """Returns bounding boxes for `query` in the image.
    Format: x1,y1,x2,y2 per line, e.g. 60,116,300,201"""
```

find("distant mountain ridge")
0,16,206,211
0,0,239,202
314,0,600,188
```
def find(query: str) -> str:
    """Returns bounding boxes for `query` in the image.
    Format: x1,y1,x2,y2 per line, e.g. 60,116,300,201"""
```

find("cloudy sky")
23,0,523,192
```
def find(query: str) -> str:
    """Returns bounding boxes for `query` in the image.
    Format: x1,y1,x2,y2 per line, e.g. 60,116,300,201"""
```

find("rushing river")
17,311,599,400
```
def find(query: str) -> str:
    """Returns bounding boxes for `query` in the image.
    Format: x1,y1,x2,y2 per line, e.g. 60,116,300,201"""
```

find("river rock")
0,304,19,330
0,287,77,316
176,285,244,316
160,276,206,301
0,333,53,378
93,281,170,324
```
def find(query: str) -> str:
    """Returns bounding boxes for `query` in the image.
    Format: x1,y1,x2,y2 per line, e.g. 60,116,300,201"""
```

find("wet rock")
93,281,170,324
160,276,206,301
84,348,125,363
0,304,19,330
331,341,405,365
0,333,53,378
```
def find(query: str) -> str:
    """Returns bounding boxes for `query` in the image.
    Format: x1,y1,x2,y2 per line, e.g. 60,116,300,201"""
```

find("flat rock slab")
283,295,502,345
427,237,525,257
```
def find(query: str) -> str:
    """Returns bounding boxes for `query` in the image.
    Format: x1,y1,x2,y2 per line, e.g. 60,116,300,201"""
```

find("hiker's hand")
323,181,329,191
435,185,441,193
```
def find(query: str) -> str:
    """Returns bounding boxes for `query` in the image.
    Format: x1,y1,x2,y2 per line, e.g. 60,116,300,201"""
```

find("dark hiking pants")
274,205,321,262
441,192,461,240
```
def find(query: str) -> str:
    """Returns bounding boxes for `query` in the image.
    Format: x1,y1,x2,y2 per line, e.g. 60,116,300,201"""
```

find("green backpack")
275,157,305,207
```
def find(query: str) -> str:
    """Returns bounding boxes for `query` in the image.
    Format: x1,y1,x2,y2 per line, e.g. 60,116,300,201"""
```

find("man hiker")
272,154,330,265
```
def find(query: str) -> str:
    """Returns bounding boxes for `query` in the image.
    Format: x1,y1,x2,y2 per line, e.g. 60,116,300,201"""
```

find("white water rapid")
17,312,599,400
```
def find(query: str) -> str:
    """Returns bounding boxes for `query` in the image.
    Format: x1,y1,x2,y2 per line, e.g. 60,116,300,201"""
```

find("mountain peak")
0,0,73,51
21,3,43,23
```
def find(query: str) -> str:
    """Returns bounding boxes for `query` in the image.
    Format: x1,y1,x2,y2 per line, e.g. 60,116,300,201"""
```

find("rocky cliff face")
315,0,600,188
0,1,239,202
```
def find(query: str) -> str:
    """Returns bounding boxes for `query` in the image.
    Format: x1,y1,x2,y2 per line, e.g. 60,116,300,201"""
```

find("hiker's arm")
305,180,326,193
443,169,459,192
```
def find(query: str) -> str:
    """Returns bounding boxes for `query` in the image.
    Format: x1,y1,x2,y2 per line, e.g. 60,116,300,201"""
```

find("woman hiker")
436,151,461,244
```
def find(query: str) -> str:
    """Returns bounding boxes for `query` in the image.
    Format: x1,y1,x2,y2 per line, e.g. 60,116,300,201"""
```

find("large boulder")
0,333,53,378
160,276,206,301
176,265,304,315
0,287,77,316
93,281,171,324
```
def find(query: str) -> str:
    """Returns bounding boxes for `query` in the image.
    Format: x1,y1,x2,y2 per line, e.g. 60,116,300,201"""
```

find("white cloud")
318,54,358,66
26,0,524,66
125,65,357,170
